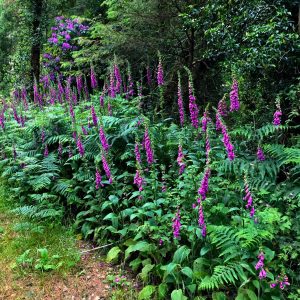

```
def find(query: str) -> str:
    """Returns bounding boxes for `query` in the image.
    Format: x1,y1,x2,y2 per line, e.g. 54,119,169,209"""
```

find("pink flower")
257,147,265,161
229,79,240,111
99,127,109,153
177,145,185,175
102,154,112,184
172,209,181,239
144,128,154,165
273,110,282,126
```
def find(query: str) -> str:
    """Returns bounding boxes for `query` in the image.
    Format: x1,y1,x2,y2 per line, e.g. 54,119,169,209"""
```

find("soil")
0,242,113,300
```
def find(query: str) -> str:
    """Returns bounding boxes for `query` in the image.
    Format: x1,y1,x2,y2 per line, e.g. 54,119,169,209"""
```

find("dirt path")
0,210,131,300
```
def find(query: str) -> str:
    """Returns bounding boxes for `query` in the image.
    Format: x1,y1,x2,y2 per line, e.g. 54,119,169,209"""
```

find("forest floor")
0,189,138,300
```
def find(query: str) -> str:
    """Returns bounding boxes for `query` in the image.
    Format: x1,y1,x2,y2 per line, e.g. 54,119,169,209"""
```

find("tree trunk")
30,0,43,100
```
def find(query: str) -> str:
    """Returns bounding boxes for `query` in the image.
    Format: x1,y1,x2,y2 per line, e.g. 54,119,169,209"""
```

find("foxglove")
99,127,109,153
177,145,185,175
229,79,240,111
102,154,112,184
95,169,103,189
76,136,84,157
257,147,265,161
144,128,154,164
172,209,181,239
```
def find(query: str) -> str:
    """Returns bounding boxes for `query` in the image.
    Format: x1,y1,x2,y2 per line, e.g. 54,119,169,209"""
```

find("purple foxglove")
95,169,103,189
99,127,109,153
144,128,154,164
198,168,211,201
90,67,97,89
91,105,98,127
229,79,240,111
76,136,84,157
134,143,141,164
102,154,112,184
257,147,265,161
177,145,185,175
172,209,181,239
273,110,282,126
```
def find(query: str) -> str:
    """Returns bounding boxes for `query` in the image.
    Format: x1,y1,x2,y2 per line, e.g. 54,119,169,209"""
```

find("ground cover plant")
0,1,299,299
0,46,299,299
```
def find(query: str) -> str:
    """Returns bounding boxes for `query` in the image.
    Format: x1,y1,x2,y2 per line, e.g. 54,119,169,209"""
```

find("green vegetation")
0,0,299,299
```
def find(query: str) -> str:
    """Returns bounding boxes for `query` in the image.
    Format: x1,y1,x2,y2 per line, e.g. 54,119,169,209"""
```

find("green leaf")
138,285,156,300
172,246,191,264
212,292,227,300
106,246,121,263
181,266,193,279
141,264,155,281
171,289,188,300
246,289,258,300
158,283,168,299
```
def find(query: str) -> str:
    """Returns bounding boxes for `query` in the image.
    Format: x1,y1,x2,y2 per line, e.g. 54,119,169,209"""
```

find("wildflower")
127,70,134,97
69,104,75,122
177,72,184,126
134,169,144,192
257,147,265,161
221,121,235,161
114,64,122,94
91,106,98,127
172,209,181,239
144,128,154,164
259,268,267,280
270,274,290,290
76,136,85,157
76,75,83,94
198,168,211,201
177,145,185,175
134,143,141,164
202,110,209,133
81,126,88,135
215,113,222,131
95,169,103,189
102,154,112,184
157,53,164,86
229,79,240,111
44,144,49,157
99,127,109,153
109,71,116,98
62,42,71,50
217,95,227,116
205,133,211,164
273,110,282,126
198,200,206,237
159,239,163,246
188,78,199,129
90,66,97,89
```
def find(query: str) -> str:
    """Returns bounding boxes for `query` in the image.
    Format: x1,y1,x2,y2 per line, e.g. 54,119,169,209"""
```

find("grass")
0,183,81,297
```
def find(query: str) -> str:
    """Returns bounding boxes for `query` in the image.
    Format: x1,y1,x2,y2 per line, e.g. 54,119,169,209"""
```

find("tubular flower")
198,200,207,237
109,70,116,98
69,104,75,122
217,95,227,116
76,136,85,157
114,64,122,94
21,87,28,110
257,147,265,161
270,274,290,290
134,143,141,164
99,127,109,153
172,209,181,239
90,67,97,89
273,110,282,126
81,126,88,135
216,112,222,131
102,154,112,184
157,54,164,86
188,80,199,129
255,252,267,280
95,169,103,189
91,105,98,127
229,79,240,111
144,128,154,164
243,176,255,218
198,168,211,201
202,110,210,133
134,169,144,192
221,121,235,161
44,144,49,157
205,133,211,163
177,145,185,175
177,72,184,126
76,75,83,94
